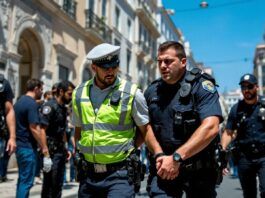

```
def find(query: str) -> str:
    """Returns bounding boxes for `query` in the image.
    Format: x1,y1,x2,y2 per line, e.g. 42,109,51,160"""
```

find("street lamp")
200,1,209,8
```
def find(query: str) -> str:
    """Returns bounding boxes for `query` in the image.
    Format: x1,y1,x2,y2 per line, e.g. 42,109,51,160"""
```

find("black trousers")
41,152,66,198
237,154,265,198
148,167,218,198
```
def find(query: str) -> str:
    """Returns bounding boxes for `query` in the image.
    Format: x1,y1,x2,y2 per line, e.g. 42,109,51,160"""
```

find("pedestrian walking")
40,80,75,198
15,79,52,198
0,74,16,182
144,41,223,197
71,43,163,197
221,73,265,198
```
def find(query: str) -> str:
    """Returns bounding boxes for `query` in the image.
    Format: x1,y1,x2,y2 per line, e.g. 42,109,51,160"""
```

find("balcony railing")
62,0,76,20
135,1,159,37
140,2,158,28
85,9,112,43
139,41,151,54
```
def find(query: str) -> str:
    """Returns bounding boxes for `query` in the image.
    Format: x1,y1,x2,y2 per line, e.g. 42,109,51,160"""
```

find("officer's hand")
156,155,179,180
43,156,53,173
6,138,16,155
66,150,72,161
156,157,162,170
222,167,230,176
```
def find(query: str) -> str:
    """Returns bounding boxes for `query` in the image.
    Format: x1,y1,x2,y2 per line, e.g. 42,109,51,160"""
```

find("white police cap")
86,43,120,68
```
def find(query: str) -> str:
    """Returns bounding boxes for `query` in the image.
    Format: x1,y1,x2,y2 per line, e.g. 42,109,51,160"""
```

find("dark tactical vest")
0,74,8,137
235,97,265,153
41,99,67,141
146,68,219,162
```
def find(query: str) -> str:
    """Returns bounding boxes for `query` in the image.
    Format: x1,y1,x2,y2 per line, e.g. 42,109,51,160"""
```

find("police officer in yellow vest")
72,43,163,197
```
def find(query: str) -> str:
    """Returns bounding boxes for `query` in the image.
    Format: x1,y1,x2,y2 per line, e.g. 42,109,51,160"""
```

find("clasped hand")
156,155,180,180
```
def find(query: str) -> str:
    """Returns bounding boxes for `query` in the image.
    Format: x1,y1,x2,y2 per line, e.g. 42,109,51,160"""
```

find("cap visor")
97,60,119,68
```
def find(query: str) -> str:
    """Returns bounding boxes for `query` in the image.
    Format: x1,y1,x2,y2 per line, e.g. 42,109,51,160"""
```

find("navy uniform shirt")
145,71,223,152
0,77,14,135
0,77,14,107
40,98,67,141
226,100,265,143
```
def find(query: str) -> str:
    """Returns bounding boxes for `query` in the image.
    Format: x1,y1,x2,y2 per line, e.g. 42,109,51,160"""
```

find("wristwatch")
173,152,183,163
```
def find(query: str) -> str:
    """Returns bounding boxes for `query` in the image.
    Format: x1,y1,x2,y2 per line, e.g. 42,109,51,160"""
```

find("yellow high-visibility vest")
72,79,137,164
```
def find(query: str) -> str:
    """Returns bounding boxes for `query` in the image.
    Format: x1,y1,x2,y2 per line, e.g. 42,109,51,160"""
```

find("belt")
85,160,127,174
182,159,215,171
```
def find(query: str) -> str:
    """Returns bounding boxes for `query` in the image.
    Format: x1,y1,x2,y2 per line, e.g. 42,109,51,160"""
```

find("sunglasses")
156,58,175,65
241,84,255,90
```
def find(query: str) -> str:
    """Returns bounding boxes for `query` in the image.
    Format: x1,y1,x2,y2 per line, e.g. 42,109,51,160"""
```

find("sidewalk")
0,168,79,198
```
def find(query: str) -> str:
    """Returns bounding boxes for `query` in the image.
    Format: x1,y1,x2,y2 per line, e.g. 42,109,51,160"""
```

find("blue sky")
162,0,265,94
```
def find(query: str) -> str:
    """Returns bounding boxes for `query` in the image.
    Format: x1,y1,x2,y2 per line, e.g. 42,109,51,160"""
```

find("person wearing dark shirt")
144,41,223,197
221,73,265,198
0,74,16,182
15,79,52,198
40,80,75,198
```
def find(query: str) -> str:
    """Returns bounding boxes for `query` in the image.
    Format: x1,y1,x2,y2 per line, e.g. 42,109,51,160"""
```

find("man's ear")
91,64,97,72
181,58,187,67
59,88,64,96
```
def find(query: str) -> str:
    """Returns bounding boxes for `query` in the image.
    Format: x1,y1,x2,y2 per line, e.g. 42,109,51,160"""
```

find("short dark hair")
55,80,75,96
26,79,43,91
158,41,186,60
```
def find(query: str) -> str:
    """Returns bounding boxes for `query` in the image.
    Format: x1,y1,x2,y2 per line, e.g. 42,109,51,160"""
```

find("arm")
176,116,220,160
138,124,163,155
221,129,236,150
30,124,49,155
38,126,53,172
5,100,16,154
157,116,220,180
132,89,163,155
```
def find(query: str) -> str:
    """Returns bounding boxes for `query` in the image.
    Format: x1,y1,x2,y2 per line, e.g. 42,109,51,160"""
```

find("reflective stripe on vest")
73,79,137,164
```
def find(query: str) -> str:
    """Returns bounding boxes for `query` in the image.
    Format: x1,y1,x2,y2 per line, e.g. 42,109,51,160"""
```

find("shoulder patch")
42,106,52,115
202,80,216,93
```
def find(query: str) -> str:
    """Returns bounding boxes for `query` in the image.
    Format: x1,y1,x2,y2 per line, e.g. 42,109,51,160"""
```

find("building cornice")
54,43,78,59
35,0,88,39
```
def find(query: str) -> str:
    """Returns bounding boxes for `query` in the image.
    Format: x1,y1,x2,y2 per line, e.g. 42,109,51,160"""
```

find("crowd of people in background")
2,41,265,198
0,77,77,198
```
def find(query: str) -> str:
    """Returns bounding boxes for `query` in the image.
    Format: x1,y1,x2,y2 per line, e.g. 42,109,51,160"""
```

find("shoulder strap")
179,68,202,98
236,100,244,113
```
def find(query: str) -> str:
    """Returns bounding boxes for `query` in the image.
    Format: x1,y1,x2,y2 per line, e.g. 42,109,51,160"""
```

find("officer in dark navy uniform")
221,73,265,198
144,41,223,197
0,74,16,182
40,80,75,198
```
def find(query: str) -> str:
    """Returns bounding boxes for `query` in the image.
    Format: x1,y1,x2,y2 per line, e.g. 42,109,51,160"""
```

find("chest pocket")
172,103,200,139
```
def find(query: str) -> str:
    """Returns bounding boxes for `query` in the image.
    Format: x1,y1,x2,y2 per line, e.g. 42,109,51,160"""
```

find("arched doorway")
17,29,43,96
